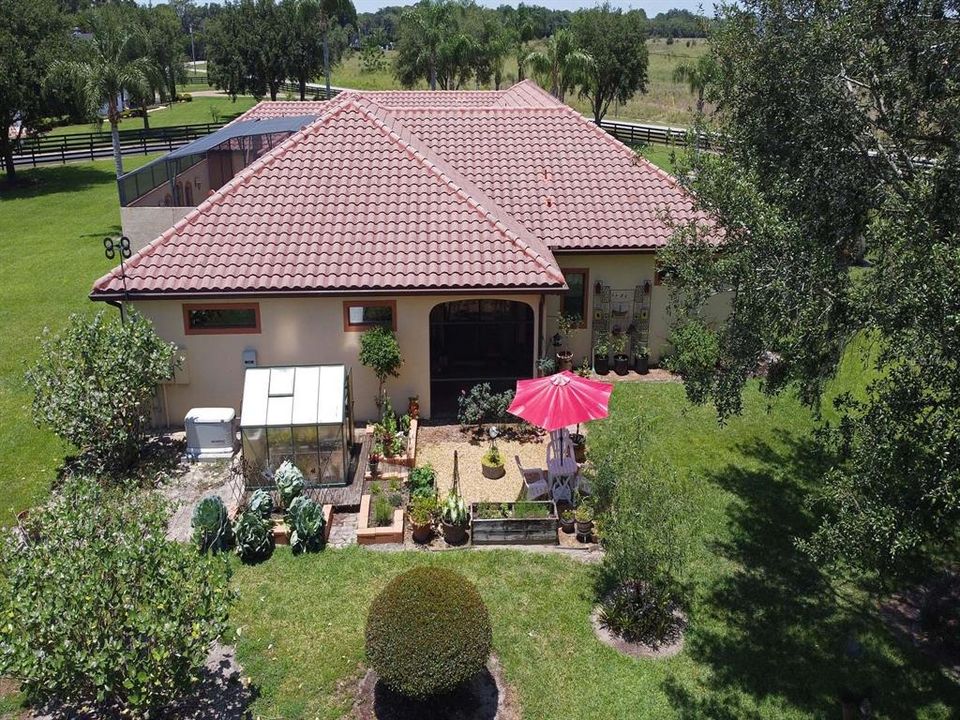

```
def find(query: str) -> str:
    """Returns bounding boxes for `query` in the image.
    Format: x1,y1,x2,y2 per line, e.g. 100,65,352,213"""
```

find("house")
91,81,723,423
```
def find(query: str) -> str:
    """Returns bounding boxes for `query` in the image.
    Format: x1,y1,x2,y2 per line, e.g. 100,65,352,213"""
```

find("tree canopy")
663,0,960,576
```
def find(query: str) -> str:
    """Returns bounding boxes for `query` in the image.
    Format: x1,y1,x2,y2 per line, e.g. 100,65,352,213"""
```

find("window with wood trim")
342,300,396,331
183,303,261,334
560,268,589,327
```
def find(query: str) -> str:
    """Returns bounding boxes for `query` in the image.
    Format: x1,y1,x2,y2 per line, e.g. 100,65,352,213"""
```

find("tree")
394,0,454,90
359,28,388,74
317,0,356,98
662,0,960,575
206,0,288,101
525,28,593,102
500,2,534,82
142,4,186,104
0,0,67,183
26,310,177,475
358,325,403,413
0,479,232,717
571,4,648,124
672,53,717,115
52,7,156,177
284,0,325,100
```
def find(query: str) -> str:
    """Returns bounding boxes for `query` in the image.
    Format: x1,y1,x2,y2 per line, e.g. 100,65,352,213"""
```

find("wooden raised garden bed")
470,501,558,545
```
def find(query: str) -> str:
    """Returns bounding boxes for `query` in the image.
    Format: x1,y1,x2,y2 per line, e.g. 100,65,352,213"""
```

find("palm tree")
405,0,453,91
54,10,154,178
318,0,356,98
525,29,593,103
672,55,717,115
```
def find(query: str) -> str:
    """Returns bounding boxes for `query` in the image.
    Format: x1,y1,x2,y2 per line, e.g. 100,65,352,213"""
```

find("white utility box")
184,407,238,462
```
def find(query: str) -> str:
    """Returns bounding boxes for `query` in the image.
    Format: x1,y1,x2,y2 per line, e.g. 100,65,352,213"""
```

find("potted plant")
593,331,610,375
611,332,630,376
440,489,469,545
554,313,580,372
481,444,505,479
559,507,575,533
570,431,586,463
408,495,436,544
368,440,383,476
634,345,650,375
537,355,556,377
574,504,594,538
407,395,420,419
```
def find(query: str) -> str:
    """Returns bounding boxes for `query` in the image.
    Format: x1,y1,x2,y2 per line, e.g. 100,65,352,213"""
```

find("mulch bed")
590,608,686,660
349,656,520,720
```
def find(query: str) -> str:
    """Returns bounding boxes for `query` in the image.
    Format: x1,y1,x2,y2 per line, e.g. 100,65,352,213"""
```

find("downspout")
537,293,545,375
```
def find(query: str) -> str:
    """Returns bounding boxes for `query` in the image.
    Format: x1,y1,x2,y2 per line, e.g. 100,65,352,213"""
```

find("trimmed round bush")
365,567,492,698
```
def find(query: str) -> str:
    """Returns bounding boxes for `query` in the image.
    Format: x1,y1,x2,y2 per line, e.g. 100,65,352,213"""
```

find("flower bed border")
357,493,404,544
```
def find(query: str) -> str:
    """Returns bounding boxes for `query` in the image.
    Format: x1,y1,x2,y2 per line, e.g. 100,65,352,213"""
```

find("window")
342,300,396,331
560,268,589,327
183,303,260,334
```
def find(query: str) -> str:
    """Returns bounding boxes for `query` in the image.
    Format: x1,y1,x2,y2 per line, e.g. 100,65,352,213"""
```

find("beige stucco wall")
543,252,729,366
134,293,542,427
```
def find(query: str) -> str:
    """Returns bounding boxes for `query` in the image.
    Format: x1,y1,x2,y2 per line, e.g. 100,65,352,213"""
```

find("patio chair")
515,455,548,500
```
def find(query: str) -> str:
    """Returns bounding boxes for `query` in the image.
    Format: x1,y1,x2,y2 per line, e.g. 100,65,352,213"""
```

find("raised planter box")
366,418,419,479
470,501,558,545
357,493,404,545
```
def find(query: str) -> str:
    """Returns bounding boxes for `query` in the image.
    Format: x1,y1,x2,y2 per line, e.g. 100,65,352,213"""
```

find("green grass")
332,38,708,125
45,96,257,136
231,381,959,719
0,156,159,526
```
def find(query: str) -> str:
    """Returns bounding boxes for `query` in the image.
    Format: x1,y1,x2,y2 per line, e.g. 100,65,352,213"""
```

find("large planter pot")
614,354,630,376
559,513,575,534
441,520,469,545
634,353,650,375
482,462,506,479
410,520,432,544
575,518,594,539
570,433,586,463
471,501,559,545
556,350,573,372
594,354,609,375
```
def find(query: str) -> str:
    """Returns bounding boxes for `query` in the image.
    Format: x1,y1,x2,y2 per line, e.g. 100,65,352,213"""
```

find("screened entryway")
429,300,535,416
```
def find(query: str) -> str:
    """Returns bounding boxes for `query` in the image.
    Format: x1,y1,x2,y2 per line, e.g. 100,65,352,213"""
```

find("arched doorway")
429,299,535,417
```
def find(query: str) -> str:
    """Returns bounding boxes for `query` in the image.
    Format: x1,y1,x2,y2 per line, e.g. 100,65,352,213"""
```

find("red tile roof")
93,81,713,299
92,95,566,298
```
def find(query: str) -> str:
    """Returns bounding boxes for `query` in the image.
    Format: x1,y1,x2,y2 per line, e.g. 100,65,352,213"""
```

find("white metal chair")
515,455,549,500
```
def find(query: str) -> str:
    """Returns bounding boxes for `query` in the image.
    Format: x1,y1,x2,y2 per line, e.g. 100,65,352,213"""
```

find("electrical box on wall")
242,348,258,368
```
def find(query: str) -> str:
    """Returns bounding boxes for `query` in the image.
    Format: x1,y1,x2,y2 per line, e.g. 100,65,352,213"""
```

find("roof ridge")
343,95,565,287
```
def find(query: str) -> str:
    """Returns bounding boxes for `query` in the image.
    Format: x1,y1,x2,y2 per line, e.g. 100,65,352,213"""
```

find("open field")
230,379,959,719
328,38,709,126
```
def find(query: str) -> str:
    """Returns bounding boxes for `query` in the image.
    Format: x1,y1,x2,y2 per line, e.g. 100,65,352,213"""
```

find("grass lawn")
0,156,160,526
230,381,960,720
332,38,707,126
44,96,257,137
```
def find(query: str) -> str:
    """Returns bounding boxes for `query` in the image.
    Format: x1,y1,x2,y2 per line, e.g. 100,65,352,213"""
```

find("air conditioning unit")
184,407,238,462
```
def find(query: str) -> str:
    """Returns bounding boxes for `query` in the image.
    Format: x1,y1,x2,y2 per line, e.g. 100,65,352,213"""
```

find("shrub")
408,495,437,525
457,383,515,430
598,580,682,646
407,464,436,498
0,479,231,716
191,495,231,552
248,488,274,518
288,497,326,553
274,461,304,508
358,326,403,410
233,510,273,562
25,310,177,474
365,567,492,698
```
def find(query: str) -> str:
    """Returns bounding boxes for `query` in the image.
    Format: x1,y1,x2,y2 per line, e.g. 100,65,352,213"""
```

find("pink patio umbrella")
507,371,613,432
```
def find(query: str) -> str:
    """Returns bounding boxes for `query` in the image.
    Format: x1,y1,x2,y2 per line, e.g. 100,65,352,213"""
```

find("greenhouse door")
429,300,535,417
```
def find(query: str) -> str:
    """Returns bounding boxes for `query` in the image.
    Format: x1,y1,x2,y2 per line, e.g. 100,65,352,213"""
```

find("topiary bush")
365,567,492,698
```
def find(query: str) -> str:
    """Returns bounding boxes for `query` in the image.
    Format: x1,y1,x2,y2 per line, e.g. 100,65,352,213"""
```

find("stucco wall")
543,252,729,366
134,293,541,427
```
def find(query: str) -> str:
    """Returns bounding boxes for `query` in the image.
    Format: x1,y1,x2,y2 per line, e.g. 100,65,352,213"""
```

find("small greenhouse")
240,365,354,487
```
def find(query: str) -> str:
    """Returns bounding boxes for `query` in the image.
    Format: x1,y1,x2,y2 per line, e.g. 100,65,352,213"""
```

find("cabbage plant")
248,488,274,518
191,495,230,553
233,511,273,562
274,461,305,509
289,497,326,553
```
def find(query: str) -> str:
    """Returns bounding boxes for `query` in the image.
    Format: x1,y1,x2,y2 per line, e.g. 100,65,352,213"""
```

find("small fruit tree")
358,325,403,413
365,567,492,698
26,310,177,475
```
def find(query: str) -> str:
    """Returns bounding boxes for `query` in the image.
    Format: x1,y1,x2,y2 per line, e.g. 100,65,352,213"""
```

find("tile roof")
92,95,566,298
93,81,714,299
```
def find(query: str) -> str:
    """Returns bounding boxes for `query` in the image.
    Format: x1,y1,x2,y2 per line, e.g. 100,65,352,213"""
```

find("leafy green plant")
594,330,611,356
0,478,231,716
598,580,682,647
373,494,394,527
286,494,310,527
457,383,515,430
556,313,581,346
25,310,178,474
537,355,557,375
481,445,504,468
288,497,326,553
408,495,437,526
358,326,403,411
440,490,469,526
513,501,551,519
233,510,273,562
575,504,594,522
191,495,231,553
365,567,492,699
576,358,592,377
561,508,575,522
274,461,305,509
407,464,436,499
248,488,273,518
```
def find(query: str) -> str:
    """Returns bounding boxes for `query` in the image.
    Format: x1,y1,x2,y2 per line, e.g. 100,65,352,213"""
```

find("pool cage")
239,366,356,495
